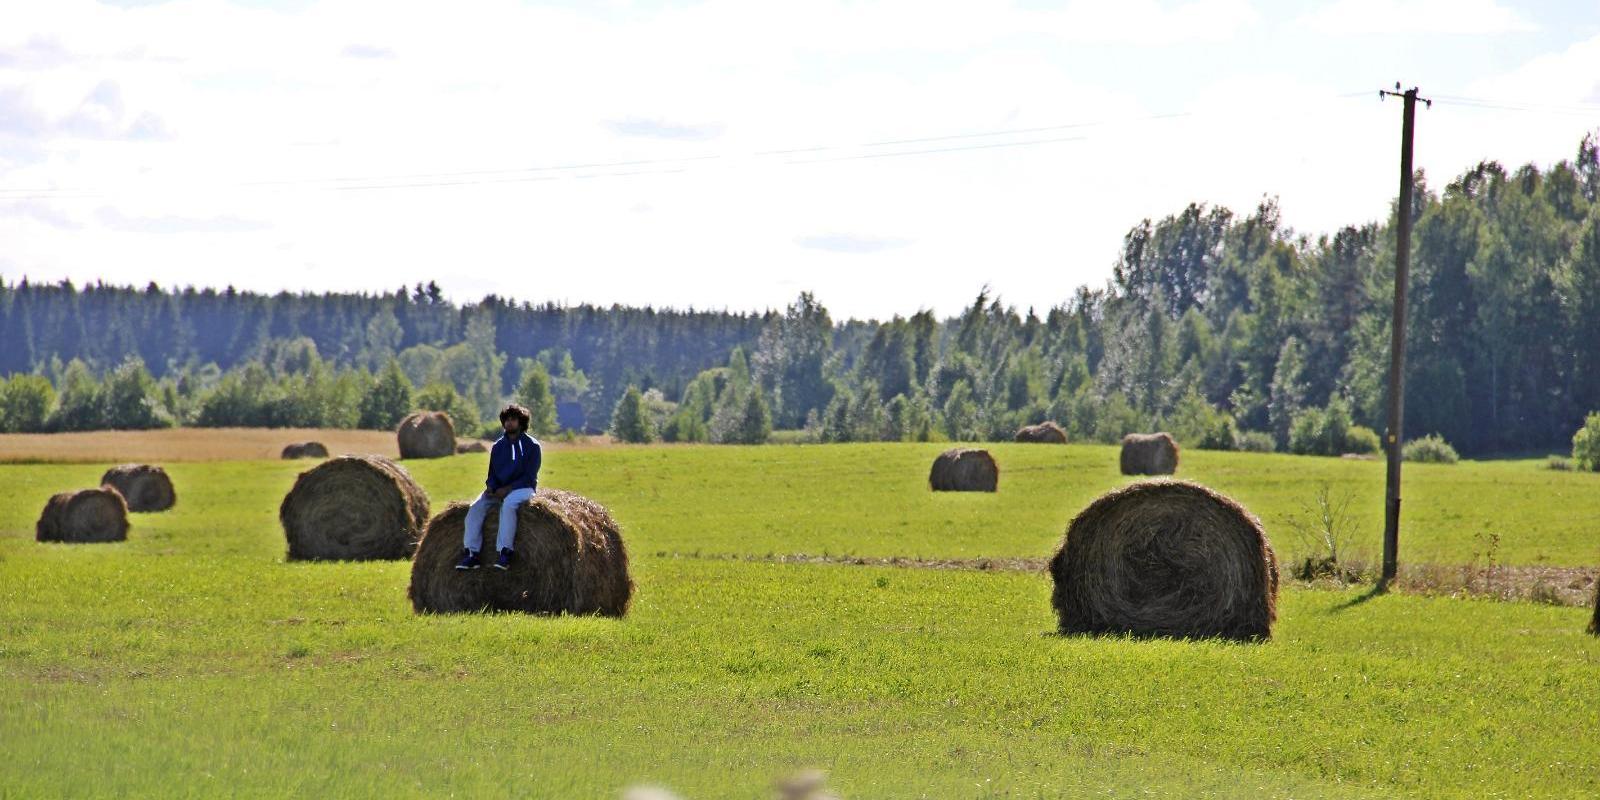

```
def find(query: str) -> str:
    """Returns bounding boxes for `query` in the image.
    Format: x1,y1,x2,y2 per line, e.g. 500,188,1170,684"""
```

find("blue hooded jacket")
486,432,541,493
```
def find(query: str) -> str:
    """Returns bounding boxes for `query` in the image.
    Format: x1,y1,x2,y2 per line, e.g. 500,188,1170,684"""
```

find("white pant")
462,487,534,553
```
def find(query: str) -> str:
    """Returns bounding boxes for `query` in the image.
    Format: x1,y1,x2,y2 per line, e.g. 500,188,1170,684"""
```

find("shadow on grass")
1327,582,1390,613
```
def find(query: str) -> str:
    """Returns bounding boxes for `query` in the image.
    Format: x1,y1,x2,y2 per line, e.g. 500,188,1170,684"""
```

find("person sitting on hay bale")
456,404,543,572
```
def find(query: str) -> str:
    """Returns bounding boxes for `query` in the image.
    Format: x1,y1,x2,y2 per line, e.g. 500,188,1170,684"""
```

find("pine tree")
516,361,559,436
359,359,414,429
735,388,772,444
609,385,654,443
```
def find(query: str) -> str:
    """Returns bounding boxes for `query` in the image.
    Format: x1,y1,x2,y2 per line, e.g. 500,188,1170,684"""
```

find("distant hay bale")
929,448,999,492
36,487,129,543
1049,479,1278,641
455,440,488,454
397,411,456,459
1590,578,1598,637
279,455,430,561
408,488,634,617
1120,432,1180,475
99,464,175,512
281,441,329,459
1015,421,1068,444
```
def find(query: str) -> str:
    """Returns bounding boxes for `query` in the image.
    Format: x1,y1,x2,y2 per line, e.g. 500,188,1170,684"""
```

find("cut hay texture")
1049,479,1279,641
1015,421,1068,444
929,448,999,492
36,487,129,543
397,411,456,459
99,464,175,512
279,455,430,561
409,488,633,617
455,440,488,454
1120,432,1180,475
1590,578,1598,636
281,441,329,459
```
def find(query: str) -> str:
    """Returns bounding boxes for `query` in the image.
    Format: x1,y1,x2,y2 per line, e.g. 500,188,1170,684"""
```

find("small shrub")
1287,407,1326,455
1344,425,1381,454
1573,412,1600,471
1546,455,1575,472
1403,433,1458,464
1235,430,1276,453
1286,482,1364,583
1197,414,1239,451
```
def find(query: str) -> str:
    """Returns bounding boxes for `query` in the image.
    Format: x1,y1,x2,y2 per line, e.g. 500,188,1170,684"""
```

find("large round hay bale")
99,464,175,512
36,487,129,543
1120,432,1180,475
281,441,329,459
279,455,430,561
455,440,488,454
397,411,456,459
929,448,999,492
1015,421,1068,444
1049,479,1278,641
409,489,634,617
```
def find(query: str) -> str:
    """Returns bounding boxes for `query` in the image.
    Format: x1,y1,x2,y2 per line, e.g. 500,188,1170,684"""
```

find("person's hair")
499,404,531,428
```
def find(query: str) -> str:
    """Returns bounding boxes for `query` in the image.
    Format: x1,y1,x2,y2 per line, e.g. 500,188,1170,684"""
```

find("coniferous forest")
3,134,1599,457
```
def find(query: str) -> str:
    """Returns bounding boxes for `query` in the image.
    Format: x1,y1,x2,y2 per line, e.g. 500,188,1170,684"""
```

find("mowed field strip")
2,440,1599,796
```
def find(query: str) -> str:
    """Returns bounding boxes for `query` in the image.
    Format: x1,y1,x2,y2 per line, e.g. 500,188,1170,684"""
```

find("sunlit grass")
2,442,1598,797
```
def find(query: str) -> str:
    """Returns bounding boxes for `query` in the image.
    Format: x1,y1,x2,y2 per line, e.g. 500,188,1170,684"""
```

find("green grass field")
2,443,1598,797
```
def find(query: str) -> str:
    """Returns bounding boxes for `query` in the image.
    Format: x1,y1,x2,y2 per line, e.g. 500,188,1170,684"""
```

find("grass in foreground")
2,443,1599,797
2,552,1597,798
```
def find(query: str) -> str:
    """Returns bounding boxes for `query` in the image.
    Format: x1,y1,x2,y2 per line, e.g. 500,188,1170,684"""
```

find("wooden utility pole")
1377,84,1429,584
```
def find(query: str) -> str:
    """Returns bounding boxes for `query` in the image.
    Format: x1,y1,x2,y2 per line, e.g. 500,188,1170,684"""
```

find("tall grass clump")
1403,434,1459,464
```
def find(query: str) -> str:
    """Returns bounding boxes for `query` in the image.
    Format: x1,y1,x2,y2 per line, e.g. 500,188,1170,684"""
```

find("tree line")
2,133,1598,458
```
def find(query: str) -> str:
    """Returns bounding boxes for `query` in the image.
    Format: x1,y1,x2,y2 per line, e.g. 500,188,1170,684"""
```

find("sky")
2,0,1599,321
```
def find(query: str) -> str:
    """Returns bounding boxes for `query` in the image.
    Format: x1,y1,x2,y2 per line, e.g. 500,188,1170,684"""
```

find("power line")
784,134,1088,164
0,89,1394,200
1430,93,1600,115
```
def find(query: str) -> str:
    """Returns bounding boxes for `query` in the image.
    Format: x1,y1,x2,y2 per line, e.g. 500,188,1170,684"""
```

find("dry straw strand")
1050,479,1278,641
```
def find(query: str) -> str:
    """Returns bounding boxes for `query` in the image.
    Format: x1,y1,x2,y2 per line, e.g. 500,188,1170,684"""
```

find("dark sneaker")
455,549,481,570
493,548,514,571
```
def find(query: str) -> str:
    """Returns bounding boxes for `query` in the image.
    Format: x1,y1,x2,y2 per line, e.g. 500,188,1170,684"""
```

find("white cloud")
0,0,1593,320
1296,0,1537,35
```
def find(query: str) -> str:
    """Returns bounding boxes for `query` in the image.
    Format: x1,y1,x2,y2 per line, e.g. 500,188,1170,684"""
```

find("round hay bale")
36,487,129,543
409,488,634,617
1120,432,1180,475
279,455,430,561
1015,421,1068,444
455,440,488,454
929,448,999,492
1049,479,1278,641
281,441,329,459
397,411,456,459
1589,578,1598,637
98,464,175,512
